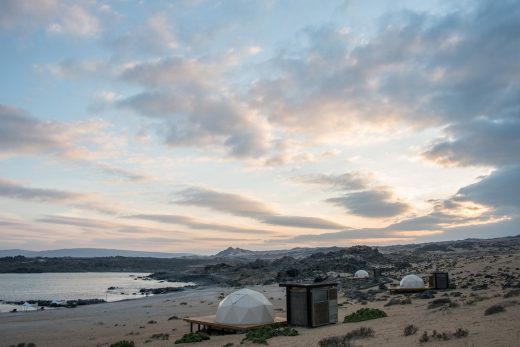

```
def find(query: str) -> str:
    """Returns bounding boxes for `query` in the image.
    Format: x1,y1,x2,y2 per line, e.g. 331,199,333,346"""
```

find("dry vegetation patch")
318,327,375,347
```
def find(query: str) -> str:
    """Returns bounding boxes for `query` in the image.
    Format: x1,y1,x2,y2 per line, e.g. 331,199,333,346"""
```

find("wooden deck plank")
183,315,287,331
388,287,432,294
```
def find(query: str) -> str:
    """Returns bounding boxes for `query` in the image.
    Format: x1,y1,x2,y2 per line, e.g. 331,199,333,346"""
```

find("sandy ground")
1,253,520,347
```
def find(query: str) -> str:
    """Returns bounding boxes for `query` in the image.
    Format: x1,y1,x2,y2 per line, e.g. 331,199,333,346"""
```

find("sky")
0,0,519,254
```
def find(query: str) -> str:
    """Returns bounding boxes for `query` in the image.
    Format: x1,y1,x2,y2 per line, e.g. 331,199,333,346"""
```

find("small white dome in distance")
216,288,274,325
354,270,369,278
400,274,425,288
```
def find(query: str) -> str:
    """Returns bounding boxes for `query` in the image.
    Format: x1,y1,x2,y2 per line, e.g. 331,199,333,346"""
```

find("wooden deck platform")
388,286,432,294
183,315,287,333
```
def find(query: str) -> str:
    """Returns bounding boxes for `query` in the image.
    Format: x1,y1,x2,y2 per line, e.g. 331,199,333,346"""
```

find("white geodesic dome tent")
215,288,274,325
354,270,369,278
400,274,425,288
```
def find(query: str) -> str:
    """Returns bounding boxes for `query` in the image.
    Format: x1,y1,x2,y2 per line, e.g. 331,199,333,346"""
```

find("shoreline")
0,284,206,314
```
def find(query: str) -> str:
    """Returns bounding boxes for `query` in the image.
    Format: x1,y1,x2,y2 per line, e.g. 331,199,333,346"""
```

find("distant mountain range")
213,246,346,259
3,235,519,259
0,248,194,258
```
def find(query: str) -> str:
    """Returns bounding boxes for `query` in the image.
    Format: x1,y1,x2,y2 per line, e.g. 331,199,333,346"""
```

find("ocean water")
0,272,192,312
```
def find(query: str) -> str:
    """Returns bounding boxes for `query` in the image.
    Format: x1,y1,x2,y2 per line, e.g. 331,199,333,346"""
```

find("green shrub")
109,341,135,347
343,308,387,323
175,332,210,344
241,324,298,344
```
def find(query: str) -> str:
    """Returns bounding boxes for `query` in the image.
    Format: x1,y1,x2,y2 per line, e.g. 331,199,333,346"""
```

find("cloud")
36,215,180,235
456,166,520,211
1,1,104,37
105,14,176,56
0,104,149,182
248,1,520,147
47,4,100,37
126,214,277,235
0,104,110,159
117,56,270,158
0,178,120,215
298,172,411,218
0,178,83,202
35,59,109,79
175,187,346,229
0,0,58,30
423,118,520,167
37,215,120,229
0,104,72,157
260,216,348,230
94,163,151,183
326,190,411,218
119,57,219,89
298,172,370,191
279,171,517,245
285,228,408,243
176,187,276,218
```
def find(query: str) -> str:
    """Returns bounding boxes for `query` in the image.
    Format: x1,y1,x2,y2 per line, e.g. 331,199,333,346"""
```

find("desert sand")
1,252,519,347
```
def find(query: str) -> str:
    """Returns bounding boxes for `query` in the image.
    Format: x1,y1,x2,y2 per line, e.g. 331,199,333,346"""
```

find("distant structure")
428,272,450,289
216,289,274,324
371,268,382,279
354,270,369,278
279,282,338,328
400,274,425,289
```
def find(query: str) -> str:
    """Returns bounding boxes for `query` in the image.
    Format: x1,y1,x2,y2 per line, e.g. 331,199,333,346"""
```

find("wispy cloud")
0,178,121,215
126,214,277,235
0,104,150,182
0,1,107,37
175,187,346,230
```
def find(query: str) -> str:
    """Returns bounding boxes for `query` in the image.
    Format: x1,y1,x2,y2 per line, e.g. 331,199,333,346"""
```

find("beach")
2,275,519,347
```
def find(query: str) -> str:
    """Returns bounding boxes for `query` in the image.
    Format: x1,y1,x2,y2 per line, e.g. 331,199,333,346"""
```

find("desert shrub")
241,323,298,344
344,327,374,339
168,315,181,320
385,297,411,307
343,308,387,323
150,333,169,340
222,343,234,347
109,341,135,347
427,298,458,309
484,304,505,315
318,327,374,347
453,328,469,338
419,329,469,343
403,324,418,336
9,344,37,347
504,289,520,298
175,332,210,344
318,335,354,347
419,331,429,343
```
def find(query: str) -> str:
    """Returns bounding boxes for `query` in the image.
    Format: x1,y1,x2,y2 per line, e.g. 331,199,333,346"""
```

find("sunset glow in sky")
1,0,519,254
